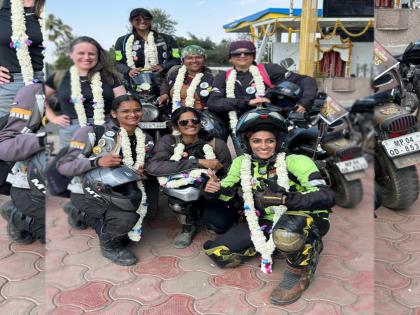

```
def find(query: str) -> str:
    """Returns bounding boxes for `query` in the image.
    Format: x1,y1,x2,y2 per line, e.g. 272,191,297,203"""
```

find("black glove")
254,179,287,210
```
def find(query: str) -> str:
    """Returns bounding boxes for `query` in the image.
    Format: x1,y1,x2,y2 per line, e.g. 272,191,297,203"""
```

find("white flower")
171,65,205,112
70,66,105,127
249,65,266,97
158,141,216,189
240,153,288,273
125,34,135,69
119,126,148,242
10,0,34,85
144,31,158,68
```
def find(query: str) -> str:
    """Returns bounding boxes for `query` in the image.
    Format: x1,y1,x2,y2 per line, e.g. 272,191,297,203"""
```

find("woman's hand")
204,169,221,193
248,97,270,106
158,94,169,105
198,159,223,171
294,104,306,113
136,165,148,180
0,66,11,84
128,68,141,78
151,64,163,73
49,114,71,127
97,154,122,167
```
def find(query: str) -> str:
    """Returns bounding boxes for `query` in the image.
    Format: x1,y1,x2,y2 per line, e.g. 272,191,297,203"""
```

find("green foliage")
53,53,73,70
45,14,74,56
149,8,177,35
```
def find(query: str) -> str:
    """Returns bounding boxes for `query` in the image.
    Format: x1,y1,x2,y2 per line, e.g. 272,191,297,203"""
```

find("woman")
56,94,154,266
207,40,317,154
114,8,180,81
146,107,233,248
203,108,335,305
158,45,214,112
44,36,126,148
0,0,45,118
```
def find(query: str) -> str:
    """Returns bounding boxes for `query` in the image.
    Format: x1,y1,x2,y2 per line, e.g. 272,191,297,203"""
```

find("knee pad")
203,244,256,269
273,229,306,253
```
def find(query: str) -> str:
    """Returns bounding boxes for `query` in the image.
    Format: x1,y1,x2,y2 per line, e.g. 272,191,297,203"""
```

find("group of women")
0,1,335,306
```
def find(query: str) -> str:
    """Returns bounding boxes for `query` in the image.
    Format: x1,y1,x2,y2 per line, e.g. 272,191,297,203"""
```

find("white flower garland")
125,34,136,69
119,127,148,242
125,31,158,69
240,153,289,273
158,143,216,188
171,65,204,112
10,0,33,85
225,65,266,134
70,65,105,127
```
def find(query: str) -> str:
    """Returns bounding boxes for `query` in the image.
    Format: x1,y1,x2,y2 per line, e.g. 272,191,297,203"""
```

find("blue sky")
46,0,321,60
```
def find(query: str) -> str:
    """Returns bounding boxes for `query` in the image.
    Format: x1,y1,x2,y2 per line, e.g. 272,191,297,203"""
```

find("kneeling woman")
56,94,154,265
203,109,335,305
146,107,234,248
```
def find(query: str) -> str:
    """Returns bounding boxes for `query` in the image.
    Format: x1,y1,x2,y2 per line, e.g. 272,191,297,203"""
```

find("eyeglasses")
178,118,201,126
230,51,254,58
118,108,142,115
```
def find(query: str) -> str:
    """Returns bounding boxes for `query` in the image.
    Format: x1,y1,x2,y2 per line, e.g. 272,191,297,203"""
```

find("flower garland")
171,65,204,112
158,143,216,188
70,65,105,127
240,153,289,274
225,65,266,134
119,127,148,242
10,0,33,85
125,31,158,69
125,34,136,69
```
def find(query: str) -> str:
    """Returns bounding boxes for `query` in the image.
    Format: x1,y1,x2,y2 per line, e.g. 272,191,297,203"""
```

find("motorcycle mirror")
318,96,348,126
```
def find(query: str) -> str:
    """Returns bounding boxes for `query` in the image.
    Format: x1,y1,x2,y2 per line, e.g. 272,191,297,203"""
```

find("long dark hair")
69,36,122,85
34,0,45,17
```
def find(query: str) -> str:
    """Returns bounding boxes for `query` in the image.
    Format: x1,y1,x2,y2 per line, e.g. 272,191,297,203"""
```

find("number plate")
139,122,167,129
336,156,368,174
382,132,420,157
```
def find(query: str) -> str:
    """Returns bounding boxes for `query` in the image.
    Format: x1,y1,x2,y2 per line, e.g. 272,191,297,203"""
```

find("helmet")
266,81,302,100
83,166,142,211
200,110,229,141
236,108,288,154
27,151,46,207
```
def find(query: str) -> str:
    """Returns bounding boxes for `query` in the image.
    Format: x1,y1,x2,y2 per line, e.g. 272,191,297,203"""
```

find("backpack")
46,125,105,196
225,64,274,88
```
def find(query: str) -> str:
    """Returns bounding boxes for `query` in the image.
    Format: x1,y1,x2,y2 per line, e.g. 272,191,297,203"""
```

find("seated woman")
203,109,335,305
146,107,234,248
56,94,154,266
158,45,213,113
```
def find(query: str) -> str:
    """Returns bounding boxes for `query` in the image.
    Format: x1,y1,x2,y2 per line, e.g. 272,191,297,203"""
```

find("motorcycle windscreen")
374,40,400,81
319,96,348,125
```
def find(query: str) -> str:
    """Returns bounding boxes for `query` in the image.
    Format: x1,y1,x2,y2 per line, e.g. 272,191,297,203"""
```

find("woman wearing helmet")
203,108,335,305
207,40,317,154
55,94,154,266
146,107,233,248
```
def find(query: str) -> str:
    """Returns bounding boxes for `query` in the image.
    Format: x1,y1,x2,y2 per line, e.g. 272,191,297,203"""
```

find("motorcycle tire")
329,167,364,208
375,149,419,210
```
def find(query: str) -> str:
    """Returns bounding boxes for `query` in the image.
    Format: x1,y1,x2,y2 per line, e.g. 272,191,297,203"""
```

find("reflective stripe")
115,50,123,61
309,179,327,186
172,48,180,58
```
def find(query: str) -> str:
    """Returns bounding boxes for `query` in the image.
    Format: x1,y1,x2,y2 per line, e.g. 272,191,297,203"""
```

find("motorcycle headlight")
141,103,159,122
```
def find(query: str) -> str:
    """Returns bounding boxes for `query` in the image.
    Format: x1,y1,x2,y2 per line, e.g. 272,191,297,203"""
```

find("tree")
149,8,177,35
45,14,74,56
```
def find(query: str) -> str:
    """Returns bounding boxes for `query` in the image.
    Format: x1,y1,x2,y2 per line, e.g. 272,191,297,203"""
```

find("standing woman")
114,8,180,82
44,36,126,148
0,0,45,118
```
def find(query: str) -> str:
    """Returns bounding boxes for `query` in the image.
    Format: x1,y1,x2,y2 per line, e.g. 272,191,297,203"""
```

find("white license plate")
382,132,420,157
139,122,166,129
336,156,368,174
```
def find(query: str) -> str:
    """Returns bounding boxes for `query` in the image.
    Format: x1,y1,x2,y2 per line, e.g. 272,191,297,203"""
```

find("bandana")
181,45,206,60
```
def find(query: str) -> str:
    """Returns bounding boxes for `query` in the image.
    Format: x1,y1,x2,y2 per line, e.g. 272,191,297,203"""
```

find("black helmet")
266,81,302,100
236,108,288,154
200,110,229,141
27,151,46,207
83,166,142,211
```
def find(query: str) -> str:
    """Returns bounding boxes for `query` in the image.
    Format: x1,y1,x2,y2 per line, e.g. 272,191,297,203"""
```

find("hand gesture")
198,159,223,171
204,169,221,193
49,114,71,127
158,94,169,105
128,68,141,78
97,154,122,167
248,97,270,106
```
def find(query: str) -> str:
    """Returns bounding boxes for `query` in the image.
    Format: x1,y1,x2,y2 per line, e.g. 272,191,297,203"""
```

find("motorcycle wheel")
375,149,419,210
329,167,363,208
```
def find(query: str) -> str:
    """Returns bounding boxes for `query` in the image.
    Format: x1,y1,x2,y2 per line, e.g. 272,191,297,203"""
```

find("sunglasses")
178,118,201,126
230,51,254,57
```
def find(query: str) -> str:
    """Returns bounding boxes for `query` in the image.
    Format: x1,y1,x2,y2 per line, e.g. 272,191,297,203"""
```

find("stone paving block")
395,216,420,234
55,281,112,312
1,272,44,303
0,298,37,314
91,300,142,314
254,306,289,315
10,241,45,257
110,276,167,305
343,271,373,295
375,286,411,315
87,237,99,248
0,276,7,303
375,221,407,241
48,305,84,314
375,261,410,289
322,240,355,259
151,242,201,259
47,265,88,290
245,281,307,312
393,278,420,308
69,227,97,238
47,250,68,272
194,288,256,315
127,241,156,262
47,223,72,242
35,256,45,272
294,301,342,314
178,251,226,275
0,238,12,260
62,247,109,269
375,238,408,263
342,295,375,315
376,208,409,223
162,271,216,299
141,227,174,248
45,286,60,314
85,263,136,285
0,252,39,281
47,235,92,255
396,233,420,253
303,276,358,306
133,256,182,279
141,295,195,315
209,266,264,291
317,255,358,280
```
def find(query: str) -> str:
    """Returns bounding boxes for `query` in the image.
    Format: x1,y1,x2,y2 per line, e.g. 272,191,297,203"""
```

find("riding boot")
99,230,137,266
174,224,197,249
1,202,33,244
64,202,88,230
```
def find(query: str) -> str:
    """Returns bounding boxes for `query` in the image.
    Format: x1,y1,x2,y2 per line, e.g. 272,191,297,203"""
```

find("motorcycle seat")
351,92,394,113
286,127,342,151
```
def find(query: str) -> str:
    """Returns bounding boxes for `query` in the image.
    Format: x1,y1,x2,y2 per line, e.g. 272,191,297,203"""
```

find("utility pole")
298,0,318,75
